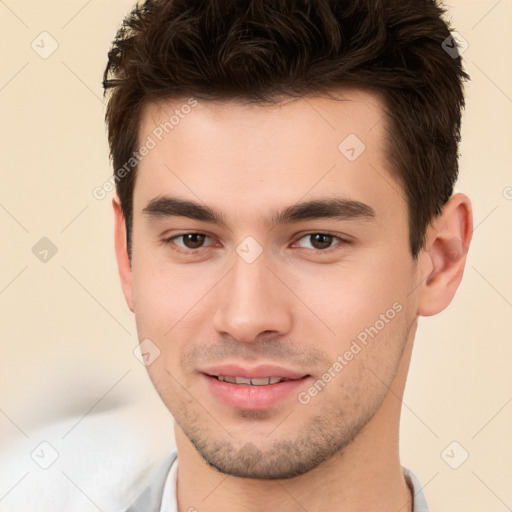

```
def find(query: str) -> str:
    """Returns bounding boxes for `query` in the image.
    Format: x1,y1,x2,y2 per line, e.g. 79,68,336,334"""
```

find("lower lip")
202,374,310,410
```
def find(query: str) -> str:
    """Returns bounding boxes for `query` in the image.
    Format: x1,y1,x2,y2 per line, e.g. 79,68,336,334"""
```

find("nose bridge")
226,249,274,315
212,246,292,342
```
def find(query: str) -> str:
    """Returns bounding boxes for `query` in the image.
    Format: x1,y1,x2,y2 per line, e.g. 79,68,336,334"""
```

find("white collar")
158,457,429,512
158,454,178,512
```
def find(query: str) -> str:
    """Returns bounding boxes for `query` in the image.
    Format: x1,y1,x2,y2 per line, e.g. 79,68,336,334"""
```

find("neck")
174,325,417,512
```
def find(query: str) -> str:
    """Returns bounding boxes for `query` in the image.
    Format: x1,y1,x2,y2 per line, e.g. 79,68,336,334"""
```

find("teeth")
216,376,286,385
235,376,252,385
250,378,271,386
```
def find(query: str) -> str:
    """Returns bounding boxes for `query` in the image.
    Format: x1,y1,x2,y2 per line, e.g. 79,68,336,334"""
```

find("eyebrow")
142,195,376,228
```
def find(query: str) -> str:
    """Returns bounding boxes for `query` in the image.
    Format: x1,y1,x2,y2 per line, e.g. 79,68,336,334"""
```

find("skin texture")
113,89,473,511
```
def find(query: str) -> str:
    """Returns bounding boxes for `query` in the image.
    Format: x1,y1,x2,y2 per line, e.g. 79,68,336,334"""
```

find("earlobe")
417,193,473,316
113,197,134,312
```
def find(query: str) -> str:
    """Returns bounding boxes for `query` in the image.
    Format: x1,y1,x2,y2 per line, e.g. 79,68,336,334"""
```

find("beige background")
1,1,511,511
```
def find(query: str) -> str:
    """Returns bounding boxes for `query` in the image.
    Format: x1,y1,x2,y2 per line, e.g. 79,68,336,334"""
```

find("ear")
417,193,473,316
113,197,134,313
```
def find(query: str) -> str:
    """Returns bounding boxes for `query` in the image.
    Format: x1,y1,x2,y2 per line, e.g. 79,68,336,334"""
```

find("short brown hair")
103,0,468,259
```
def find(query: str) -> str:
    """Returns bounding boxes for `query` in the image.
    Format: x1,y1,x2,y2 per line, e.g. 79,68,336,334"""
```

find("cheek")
307,299,412,415
130,247,213,336
293,255,410,335
288,250,415,387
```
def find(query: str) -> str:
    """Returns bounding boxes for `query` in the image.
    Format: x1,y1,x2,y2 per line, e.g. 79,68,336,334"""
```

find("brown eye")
180,233,207,249
309,234,334,250
295,233,342,251
165,233,212,252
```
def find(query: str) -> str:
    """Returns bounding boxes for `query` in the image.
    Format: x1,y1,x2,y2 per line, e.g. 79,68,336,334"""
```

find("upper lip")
200,364,309,380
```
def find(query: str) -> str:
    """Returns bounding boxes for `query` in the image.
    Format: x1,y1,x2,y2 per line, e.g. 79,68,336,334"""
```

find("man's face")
124,90,423,478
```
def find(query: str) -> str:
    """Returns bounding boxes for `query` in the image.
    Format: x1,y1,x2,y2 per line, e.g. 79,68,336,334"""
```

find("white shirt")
158,455,429,512
159,454,179,512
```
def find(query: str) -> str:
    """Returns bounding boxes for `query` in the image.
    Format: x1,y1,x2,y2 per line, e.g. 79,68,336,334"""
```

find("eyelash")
162,232,349,255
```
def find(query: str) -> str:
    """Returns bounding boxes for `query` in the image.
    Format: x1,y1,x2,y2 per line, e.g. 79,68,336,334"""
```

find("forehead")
133,89,405,229
138,89,386,156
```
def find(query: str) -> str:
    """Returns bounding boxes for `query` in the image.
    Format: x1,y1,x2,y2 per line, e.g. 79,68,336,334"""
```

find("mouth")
200,365,311,410
213,375,304,385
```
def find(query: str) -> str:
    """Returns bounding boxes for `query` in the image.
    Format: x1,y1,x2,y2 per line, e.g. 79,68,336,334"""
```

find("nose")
212,251,293,343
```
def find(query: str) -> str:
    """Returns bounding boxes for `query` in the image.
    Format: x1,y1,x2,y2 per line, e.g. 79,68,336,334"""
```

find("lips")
201,363,308,381
200,364,311,410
